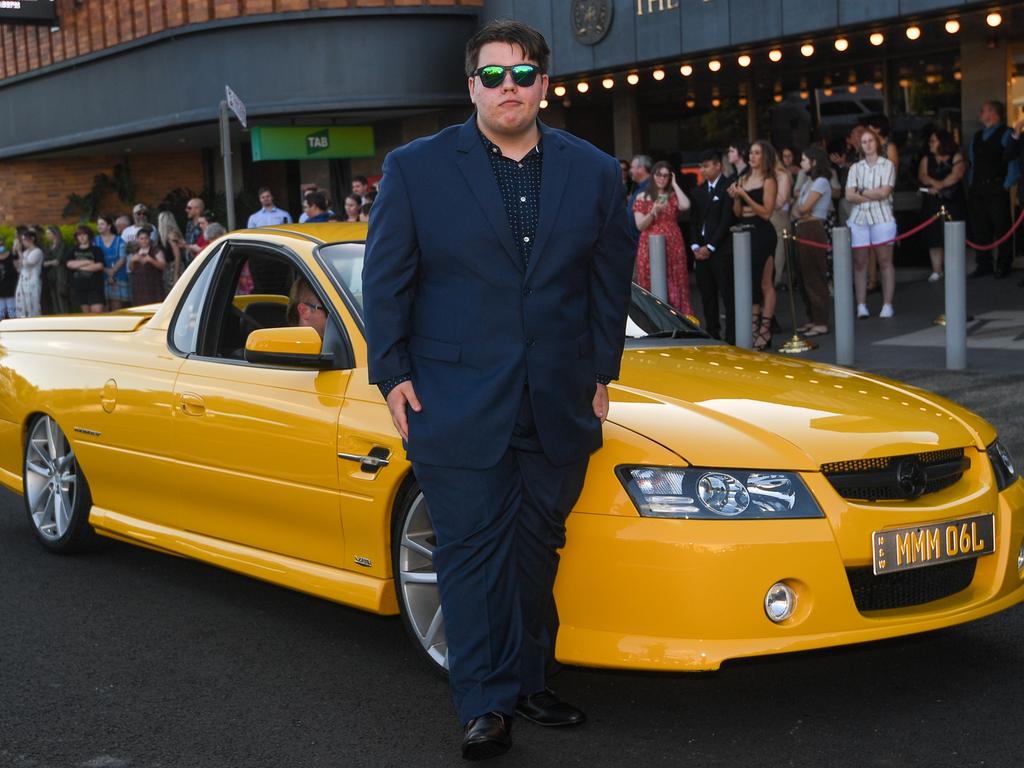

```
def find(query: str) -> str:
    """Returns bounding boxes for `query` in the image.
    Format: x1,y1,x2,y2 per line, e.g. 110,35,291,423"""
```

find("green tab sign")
250,126,375,161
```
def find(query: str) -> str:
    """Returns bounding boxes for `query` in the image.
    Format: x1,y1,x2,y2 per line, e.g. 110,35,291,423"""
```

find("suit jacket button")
526,338,536,347
522,288,532,296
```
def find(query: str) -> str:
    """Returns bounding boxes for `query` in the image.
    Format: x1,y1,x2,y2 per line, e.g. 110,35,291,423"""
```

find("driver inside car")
286,276,327,339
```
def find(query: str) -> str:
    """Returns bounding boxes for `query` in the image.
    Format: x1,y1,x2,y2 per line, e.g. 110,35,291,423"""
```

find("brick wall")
0,0,483,81
0,152,205,226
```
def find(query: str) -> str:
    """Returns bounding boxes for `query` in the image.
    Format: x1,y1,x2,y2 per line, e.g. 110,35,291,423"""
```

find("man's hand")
386,380,422,441
593,382,609,423
695,246,711,261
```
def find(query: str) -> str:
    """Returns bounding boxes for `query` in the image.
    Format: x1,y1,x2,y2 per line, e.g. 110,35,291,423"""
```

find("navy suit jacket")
362,115,635,469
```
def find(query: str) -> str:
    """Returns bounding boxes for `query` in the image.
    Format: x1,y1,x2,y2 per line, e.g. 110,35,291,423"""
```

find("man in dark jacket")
690,149,737,343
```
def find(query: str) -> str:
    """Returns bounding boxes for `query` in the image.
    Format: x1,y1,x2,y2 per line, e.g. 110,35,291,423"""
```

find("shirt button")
518,163,523,169
523,236,530,243
520,196,527,202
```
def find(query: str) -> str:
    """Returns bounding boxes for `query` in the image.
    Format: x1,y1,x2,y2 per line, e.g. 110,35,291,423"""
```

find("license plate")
872,514,995,575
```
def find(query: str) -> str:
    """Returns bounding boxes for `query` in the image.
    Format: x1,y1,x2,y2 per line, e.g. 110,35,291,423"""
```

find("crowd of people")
624,99,1024,351
0,177,376,320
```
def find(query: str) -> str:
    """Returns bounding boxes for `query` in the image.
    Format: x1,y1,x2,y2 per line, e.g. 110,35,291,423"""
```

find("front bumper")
553,463,1024,672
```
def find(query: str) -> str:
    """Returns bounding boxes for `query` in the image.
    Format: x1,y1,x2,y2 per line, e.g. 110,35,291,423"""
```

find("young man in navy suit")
362,20,634,761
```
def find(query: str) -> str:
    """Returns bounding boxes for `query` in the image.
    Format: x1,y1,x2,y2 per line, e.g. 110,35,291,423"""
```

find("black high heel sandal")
754,315,773,351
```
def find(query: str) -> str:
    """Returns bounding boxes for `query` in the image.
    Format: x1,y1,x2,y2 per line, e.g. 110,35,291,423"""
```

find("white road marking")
874,311,1024,350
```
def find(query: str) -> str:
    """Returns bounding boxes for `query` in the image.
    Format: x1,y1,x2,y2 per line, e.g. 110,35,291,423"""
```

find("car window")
318,242,364,315
170,246,220,355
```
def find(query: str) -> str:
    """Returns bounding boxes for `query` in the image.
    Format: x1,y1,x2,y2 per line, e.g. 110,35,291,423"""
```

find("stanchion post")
648,234,668,303
832,226,854,366
778,229,816,354
944,220,967,370
732,226,753,349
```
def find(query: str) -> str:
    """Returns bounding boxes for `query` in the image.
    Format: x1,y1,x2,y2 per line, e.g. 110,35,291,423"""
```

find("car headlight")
616,466,824,519
987,440,1017,491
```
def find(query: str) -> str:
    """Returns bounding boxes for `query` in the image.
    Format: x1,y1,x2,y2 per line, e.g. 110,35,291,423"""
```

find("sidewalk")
729,255,1024,373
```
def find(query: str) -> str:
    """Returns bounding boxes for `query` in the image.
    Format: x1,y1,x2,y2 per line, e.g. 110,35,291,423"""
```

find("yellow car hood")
609,345,993,471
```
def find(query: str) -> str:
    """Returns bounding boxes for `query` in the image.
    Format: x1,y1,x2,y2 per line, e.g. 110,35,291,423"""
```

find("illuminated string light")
737,54,751,68
680,64,693,77
953,70,962,81
800,43,815,57
986,12,1002,27
906,25,921,40
738,96,748,106
799,90,809,100
539,99,549,109
869,32,884,46
847,84,858,93
898,77,910,88
711,98,721,108
773,93,783,103
576,81,589,93
945,19,960,34
602,77,614,89
553,85,566,97
685,98,696,108
626,73,640,86
708,59,722,72
834,38,849,52
823,87,833,96
768,49,782,62
652,68,666,81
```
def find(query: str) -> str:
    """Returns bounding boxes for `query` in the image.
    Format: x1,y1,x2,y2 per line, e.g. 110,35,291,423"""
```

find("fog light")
1018,542,1024,576
765,582,797,623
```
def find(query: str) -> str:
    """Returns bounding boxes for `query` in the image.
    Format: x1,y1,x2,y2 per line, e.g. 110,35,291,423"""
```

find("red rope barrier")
790,211,942,251
965,205,1024,251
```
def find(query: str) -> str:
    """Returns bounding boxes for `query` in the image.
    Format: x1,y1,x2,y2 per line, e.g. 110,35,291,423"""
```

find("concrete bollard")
832,226,854,367
648,235,668,303
732,227,753,349
944,220,967,370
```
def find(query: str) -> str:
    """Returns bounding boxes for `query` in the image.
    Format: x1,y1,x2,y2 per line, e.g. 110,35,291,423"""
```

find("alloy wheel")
24,416,79,541
397,492,448,671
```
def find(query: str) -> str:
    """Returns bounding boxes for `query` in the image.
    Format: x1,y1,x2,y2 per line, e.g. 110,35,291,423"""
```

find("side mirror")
244,326,335,369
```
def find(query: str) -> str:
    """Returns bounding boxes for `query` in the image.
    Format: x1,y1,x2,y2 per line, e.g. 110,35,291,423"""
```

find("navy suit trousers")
412,387,589,726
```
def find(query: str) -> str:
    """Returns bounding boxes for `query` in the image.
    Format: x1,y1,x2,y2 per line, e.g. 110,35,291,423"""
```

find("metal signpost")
220,85,247,231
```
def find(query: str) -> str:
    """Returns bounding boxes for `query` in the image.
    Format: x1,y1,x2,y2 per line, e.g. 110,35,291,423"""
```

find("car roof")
238,222,369,244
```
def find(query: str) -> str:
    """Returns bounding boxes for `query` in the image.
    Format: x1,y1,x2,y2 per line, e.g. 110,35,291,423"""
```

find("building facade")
0,0,1021,226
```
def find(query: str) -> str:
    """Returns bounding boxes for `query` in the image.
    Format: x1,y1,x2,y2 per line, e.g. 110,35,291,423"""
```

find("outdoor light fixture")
553,85,567,97
945,19,960,34
738,96,748,106
627,72,640,85
823,86,834,96
773,93,783,103
799,89,809,99
539,99,549,109
577,81,590,93
708,59,722,72
898,77,911,88
834,38,849,52
768,49,782,62
906,25,922,40
986,11,1002,27
869,32,884,46
686,98,696,108
737,54,751,68
848,84,858,93
874,81,883,90
954,70,962,80
652,68,666,80
680,64,693,77
711,98,721,107
800,43,814,57
602,77,614,89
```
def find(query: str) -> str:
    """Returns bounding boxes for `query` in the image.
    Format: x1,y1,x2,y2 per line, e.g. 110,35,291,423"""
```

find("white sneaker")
879,304,895,318
928,272,942,283
857,303,870,318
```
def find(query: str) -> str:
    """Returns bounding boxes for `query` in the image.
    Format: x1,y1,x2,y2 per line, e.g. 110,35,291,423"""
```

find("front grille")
822,448,969,502
846,558,977,612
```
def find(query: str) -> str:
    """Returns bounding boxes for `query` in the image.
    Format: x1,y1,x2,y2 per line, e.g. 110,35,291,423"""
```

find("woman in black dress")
729,139,779,351
128,226,167,306
918,130,966,282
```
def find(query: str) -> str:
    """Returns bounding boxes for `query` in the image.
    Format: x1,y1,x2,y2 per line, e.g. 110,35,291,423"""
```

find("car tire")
22,414,98,553
391,479,449,678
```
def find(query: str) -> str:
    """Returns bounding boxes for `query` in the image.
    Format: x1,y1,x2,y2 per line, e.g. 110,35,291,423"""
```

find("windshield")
319,242,708,341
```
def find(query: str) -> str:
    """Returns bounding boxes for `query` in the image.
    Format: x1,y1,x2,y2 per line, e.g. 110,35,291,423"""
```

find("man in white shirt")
121,204,151,243
247,188,293,229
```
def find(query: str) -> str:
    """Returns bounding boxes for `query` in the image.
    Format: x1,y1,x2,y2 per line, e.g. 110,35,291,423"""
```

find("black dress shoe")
515,689,586,727
462,712,511,761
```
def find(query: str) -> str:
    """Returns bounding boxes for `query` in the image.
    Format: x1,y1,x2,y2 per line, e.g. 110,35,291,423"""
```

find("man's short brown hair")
464,19,550,77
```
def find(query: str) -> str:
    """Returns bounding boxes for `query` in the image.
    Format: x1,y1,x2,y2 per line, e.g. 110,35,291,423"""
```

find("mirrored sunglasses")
473,64,542,89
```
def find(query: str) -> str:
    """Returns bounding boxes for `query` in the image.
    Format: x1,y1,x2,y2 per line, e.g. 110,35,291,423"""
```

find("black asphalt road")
2,371,1022,768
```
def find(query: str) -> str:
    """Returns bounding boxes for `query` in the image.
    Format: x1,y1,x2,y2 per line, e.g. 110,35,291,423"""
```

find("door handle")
179,392,206,416
338,447,391,474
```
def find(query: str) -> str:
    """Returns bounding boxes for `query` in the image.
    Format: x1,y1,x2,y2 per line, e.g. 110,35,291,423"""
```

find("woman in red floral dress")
633,161,693,314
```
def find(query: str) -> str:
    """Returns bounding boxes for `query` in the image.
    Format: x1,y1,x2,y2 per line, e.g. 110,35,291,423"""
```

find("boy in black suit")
689,149,737,343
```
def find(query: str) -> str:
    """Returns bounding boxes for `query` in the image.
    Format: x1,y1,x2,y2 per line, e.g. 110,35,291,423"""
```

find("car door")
168,241,352,568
